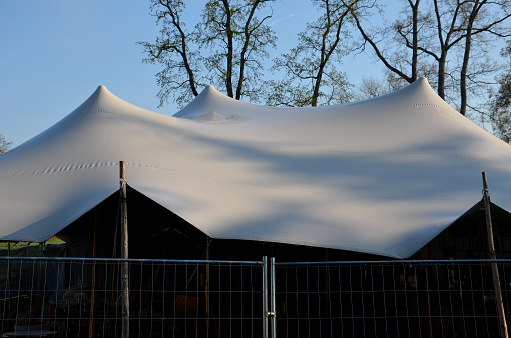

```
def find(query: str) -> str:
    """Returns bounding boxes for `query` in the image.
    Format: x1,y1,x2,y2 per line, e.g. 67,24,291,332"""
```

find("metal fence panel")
2,257,511,338
0,257,266,338
274,259,511,338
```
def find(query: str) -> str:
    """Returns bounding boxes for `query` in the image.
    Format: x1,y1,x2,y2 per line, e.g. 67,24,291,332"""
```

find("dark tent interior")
49,187,511,262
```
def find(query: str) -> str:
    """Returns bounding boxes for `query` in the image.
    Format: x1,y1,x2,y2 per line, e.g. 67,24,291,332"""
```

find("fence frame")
0,256,269,338
272,258,511,338
1,256,511,337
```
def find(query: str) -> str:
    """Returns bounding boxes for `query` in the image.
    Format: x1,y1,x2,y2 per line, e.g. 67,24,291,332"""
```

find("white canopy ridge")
1,77,511,258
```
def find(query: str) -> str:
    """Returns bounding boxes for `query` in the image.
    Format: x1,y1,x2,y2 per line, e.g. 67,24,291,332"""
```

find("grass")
0,236,66,250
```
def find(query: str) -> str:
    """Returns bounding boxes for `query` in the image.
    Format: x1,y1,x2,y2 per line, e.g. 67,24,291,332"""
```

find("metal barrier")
0,257,510,337
0,257,266,337
273,259,511,338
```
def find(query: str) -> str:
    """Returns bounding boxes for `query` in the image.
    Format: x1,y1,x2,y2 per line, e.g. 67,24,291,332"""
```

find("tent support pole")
425,243,433,338
482,171,508,338
120,161,129,338
325,249,329,317
89,208,98,338
205,236,210,325
37,243,42,319
7,241,11,312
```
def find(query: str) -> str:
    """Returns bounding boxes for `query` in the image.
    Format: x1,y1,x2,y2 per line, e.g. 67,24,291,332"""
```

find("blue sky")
0,1,392,148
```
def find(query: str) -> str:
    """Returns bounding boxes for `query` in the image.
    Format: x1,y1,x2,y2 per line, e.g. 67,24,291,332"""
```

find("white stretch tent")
1,77,511,258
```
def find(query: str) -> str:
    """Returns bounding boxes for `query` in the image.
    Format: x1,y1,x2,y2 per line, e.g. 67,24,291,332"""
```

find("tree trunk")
410,0,420,82
460,0,483,116
236,0,262,100
437,51,446,99
222,0,234,98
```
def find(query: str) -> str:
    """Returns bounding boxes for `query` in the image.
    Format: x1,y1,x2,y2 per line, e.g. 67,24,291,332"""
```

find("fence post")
271,257,277,338
482,171,508,338
88,208,98,338
263,256,269,338
120,161,129,338
7,242,11,312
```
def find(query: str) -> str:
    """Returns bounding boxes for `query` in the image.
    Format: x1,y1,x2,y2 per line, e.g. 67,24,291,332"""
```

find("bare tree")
268,0,360,107
353,76,388,100
490,41,511,143
139,0,276,107
199,0,276,101
138,0,200,106
351,0,423,85
352,0,511,116
0,134,12,155
458,0,511,115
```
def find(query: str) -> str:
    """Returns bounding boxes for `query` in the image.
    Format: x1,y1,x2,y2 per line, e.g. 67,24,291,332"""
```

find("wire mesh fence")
0,257,266,338
0,257,510,337
274,259,511,338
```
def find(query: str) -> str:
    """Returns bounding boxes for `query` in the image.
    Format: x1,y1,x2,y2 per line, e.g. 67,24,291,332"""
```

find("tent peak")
81,85,145,112
374,75,441,106
92,85,113,97
203,84,217,91
198,85,230,99
414,77,431,89
173,84,241,120
67,85,157,122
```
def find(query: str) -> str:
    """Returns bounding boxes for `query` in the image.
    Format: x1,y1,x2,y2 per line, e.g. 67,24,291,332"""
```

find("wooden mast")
205,236,210,324
120,161,129,338
482,172,508,338
88,208,98,338
7,241,11,312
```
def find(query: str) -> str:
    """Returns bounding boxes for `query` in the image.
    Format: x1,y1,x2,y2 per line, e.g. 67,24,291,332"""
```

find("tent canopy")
1,77,511,258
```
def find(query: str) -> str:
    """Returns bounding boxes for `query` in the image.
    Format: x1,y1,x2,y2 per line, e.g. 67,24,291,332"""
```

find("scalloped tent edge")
1,78,511,259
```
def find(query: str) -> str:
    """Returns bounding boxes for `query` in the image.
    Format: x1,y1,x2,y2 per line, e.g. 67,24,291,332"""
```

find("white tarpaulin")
2,77,511,258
